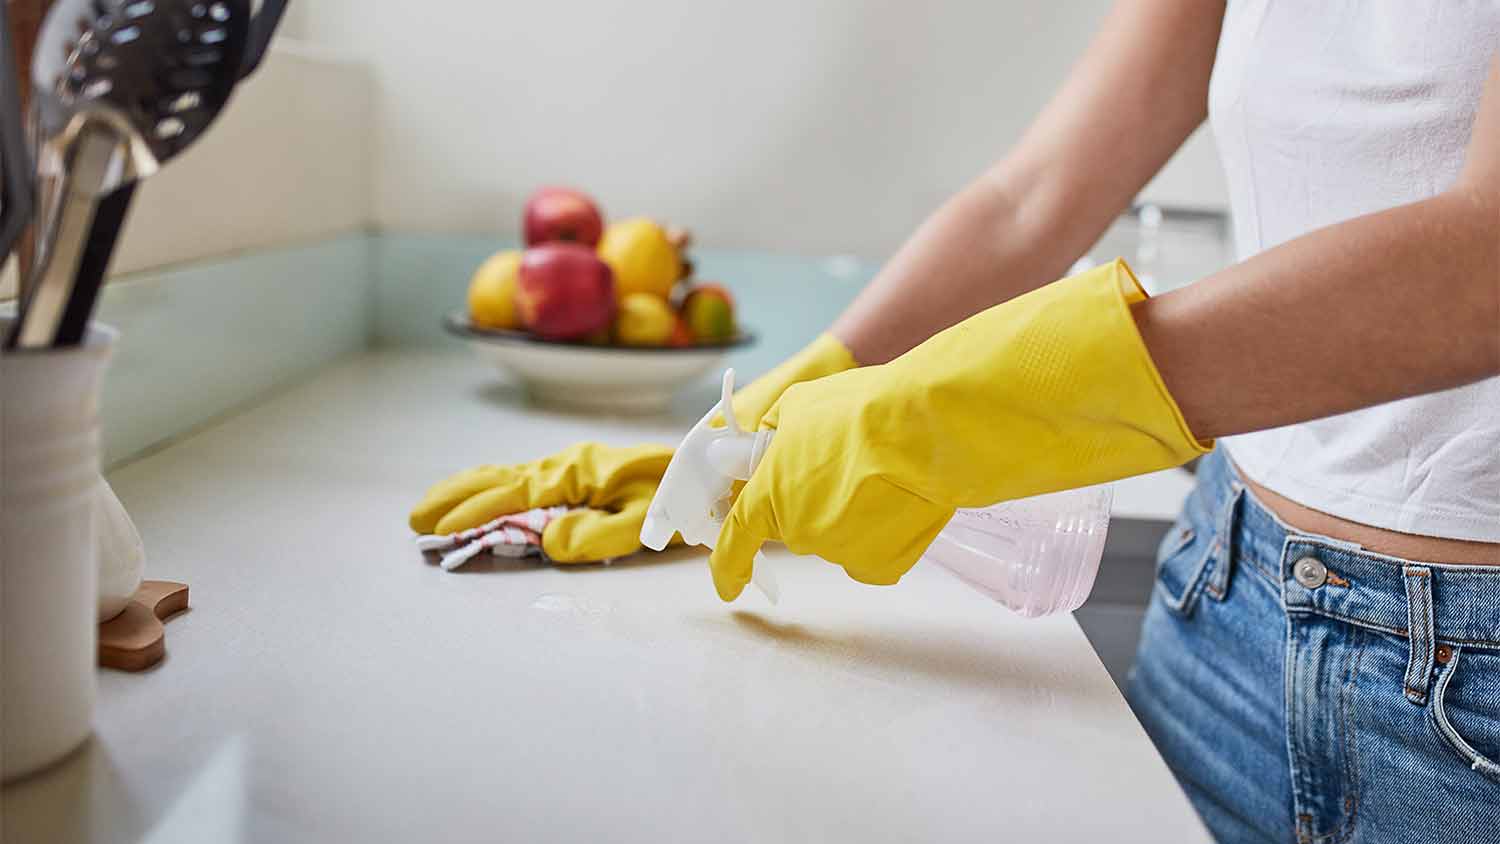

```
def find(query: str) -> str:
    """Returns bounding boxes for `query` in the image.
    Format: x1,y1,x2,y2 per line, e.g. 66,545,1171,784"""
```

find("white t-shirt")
1210,1,1500,542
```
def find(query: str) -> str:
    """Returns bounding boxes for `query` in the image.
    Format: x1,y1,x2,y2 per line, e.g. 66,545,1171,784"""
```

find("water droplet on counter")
531,593,578,613
531,593,620,622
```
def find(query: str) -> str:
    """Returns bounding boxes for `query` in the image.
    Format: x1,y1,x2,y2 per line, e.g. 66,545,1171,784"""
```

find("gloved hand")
409,443,672,562
720,332,857,427
408,334,858,562
708,259,1211,600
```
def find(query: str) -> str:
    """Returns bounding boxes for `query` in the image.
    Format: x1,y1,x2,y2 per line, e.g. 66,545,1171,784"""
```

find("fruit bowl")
445,313,756,413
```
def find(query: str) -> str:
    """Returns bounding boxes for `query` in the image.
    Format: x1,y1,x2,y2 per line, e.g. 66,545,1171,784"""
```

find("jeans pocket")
1154,511,1218,618
1429,645,1500,785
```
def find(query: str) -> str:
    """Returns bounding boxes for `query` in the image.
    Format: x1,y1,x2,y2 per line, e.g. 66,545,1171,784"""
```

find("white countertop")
2,351,1208,843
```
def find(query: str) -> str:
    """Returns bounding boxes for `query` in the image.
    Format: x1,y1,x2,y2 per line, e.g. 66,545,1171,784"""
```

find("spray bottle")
640,370,1113,616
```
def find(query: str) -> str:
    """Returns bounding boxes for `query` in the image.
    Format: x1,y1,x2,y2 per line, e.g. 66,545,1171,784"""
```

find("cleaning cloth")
415,506,570,571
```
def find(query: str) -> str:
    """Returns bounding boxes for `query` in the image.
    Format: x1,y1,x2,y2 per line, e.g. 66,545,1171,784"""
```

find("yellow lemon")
597,218,682,300
612,292,677,346
467,250,523,329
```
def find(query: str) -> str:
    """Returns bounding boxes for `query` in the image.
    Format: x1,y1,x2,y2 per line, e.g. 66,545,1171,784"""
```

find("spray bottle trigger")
706,437,756,481
752,550,780,604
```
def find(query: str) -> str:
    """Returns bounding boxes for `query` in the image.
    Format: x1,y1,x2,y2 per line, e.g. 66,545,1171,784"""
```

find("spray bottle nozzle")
640,369,780,602
638,513,675,553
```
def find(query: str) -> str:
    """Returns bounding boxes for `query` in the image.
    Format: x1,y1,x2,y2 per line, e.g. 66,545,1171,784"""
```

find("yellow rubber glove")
408,334,857,562
409,443,673,562
708,259,1211,600
723,332,856,425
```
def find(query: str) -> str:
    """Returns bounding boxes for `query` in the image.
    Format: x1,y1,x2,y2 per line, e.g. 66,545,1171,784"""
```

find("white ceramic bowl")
445,313,755,413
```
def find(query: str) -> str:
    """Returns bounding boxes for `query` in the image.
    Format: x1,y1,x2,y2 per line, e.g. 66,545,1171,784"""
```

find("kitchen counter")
2,349,1209,843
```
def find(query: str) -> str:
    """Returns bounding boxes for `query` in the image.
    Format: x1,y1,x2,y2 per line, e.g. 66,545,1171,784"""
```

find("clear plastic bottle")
920,486,1112,617
641,370,1113,617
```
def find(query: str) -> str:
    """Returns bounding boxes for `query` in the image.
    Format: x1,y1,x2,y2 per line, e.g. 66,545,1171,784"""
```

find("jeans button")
1294,556,1328,589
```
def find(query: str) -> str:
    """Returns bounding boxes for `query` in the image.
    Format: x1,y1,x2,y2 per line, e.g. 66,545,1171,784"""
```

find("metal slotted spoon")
7,0,259,349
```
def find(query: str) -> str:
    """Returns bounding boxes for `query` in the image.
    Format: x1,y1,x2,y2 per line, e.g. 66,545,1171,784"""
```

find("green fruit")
681,283,736,342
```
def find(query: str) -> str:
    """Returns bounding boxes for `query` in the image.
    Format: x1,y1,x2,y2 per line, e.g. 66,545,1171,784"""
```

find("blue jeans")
1127,448,1500,843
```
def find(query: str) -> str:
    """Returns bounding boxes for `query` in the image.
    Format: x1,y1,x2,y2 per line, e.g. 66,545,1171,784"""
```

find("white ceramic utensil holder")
1,318,117,782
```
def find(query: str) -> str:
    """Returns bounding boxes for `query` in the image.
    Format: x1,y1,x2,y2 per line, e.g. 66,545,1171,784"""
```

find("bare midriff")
1238,467,1500,566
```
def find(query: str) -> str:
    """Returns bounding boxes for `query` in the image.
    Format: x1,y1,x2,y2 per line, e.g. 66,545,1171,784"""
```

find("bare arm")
1137,56,1500,440
831,0,1225,364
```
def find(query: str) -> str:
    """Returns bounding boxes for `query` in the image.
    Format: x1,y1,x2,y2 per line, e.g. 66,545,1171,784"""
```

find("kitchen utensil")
54,182,134,345
0,1,36,264
444,311,757,413
240,0,289,78
6,0,254,349
0,315,116,782
10,127,126,348
51,0,289,348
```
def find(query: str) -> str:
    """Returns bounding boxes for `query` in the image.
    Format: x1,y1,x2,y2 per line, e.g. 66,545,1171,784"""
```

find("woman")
413,3,1499,839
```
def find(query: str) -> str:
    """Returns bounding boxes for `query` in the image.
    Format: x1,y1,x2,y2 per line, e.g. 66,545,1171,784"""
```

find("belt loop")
1402,565,1437,705
1205,481,1243,601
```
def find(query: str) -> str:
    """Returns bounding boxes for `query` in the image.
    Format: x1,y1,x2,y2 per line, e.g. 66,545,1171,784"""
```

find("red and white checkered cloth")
414,506,570,571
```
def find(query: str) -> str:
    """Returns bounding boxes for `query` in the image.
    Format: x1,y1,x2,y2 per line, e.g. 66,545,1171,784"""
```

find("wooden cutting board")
98,580,189,671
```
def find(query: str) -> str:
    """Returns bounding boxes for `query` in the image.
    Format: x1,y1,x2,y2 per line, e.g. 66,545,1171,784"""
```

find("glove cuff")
803,332,860,375
1104,259,1214,460
730,333,859,424
893,257,1212,505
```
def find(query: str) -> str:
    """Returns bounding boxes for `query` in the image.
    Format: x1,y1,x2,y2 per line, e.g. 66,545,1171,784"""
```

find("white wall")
293,0,1226,259
0,41,372,300
113,41,374,274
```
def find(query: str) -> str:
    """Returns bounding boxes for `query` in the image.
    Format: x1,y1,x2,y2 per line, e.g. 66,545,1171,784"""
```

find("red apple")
523,187,604,247
516,243,617,340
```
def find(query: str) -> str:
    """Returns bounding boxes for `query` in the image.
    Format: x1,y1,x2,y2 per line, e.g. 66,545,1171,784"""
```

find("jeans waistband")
1195,448,1500,650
